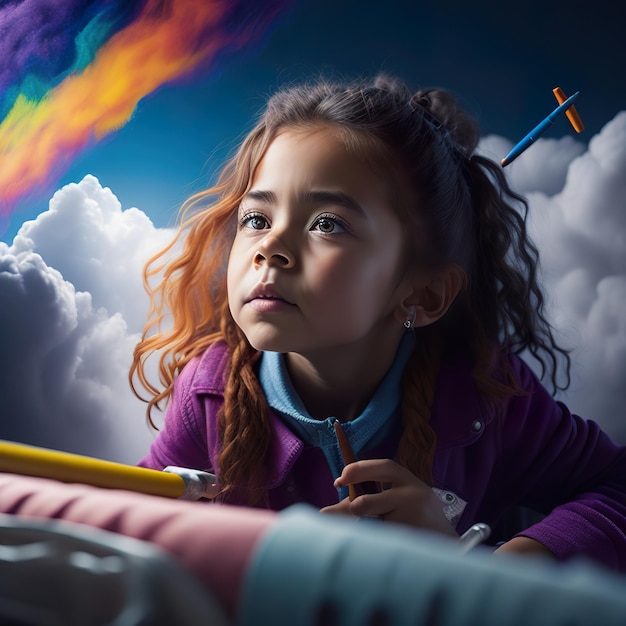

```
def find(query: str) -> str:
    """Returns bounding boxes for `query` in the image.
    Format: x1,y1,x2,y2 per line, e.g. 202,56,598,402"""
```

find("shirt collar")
259,333,416,485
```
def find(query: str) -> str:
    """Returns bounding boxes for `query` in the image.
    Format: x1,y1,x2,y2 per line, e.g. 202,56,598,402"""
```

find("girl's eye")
240,213,269,230
312,214,346,234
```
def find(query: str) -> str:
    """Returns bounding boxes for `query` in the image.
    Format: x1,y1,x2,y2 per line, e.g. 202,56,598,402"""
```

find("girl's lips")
246,283,294,305
246,296,295,313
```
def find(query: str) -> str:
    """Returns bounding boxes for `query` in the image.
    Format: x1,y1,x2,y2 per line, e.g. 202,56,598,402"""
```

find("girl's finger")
320,496,353,516
349,486,457,537
349,490,396,517
349,486,432,518
335,458,425,488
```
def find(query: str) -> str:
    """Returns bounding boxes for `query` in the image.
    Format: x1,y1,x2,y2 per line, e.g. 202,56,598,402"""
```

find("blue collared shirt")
259,334,415,499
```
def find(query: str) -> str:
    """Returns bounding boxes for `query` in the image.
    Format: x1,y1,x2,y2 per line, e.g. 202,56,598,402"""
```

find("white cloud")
1,176,176,463
10,175,175,333
481,113,626,443
559,112,626,257
479,134,586,196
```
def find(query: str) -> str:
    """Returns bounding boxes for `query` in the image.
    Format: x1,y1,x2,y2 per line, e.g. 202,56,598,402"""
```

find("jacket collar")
192,341,497,487
190,341,231,395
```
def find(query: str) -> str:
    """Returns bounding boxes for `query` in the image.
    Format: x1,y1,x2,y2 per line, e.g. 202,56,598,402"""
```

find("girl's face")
227,127,415,363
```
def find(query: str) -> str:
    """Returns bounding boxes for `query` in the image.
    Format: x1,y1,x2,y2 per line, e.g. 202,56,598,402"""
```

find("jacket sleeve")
137,357,214,474
491,354,626,569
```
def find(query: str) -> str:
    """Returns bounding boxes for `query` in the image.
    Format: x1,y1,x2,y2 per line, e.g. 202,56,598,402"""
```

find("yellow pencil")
0,439,216,499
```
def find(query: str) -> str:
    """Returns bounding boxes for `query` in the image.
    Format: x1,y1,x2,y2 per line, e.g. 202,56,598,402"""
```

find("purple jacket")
139,342,626,570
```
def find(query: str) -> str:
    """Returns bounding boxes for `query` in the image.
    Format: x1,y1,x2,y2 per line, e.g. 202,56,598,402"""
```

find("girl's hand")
494,536,556,559
320,459,457,538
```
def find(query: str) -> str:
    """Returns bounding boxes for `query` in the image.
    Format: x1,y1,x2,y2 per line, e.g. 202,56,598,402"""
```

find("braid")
397,333,441,485
216,320,272,505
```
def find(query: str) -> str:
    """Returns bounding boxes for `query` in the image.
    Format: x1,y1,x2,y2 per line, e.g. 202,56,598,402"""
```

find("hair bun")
413,88,480,156
371,75,479,156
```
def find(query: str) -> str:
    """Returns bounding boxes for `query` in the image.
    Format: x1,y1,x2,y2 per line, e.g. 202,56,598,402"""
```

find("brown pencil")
333,420,382,501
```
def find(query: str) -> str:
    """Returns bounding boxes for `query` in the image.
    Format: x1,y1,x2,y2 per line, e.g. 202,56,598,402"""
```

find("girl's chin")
241,332,296,354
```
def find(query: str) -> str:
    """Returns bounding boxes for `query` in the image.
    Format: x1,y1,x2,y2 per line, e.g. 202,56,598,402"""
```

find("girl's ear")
396,264,465,328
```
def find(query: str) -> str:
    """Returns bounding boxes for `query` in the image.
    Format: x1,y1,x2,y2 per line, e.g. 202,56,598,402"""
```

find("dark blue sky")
3,0,625,241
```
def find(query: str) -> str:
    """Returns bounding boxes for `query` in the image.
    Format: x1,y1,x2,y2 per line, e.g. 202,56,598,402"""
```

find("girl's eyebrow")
302,190,365,216
242,189,275,204
243,189,365,215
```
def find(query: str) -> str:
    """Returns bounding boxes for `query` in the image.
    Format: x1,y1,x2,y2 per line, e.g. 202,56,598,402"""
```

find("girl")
132,75,626,568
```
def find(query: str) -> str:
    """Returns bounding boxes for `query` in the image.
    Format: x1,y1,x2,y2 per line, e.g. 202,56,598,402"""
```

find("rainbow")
0,0,293,218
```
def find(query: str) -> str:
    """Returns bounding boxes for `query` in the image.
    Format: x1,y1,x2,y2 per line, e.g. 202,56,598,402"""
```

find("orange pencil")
553,86,585,133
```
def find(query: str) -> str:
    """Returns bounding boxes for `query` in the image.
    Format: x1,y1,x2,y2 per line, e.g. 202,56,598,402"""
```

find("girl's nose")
253,237,295,269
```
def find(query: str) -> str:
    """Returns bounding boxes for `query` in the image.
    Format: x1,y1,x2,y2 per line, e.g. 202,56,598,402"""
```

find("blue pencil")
501,91,580,167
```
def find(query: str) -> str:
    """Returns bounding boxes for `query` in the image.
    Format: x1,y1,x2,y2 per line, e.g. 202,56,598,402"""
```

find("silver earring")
404,307,416,329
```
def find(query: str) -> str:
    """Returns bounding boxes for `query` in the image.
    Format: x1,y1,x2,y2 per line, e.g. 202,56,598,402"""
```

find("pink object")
0,472,277,617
